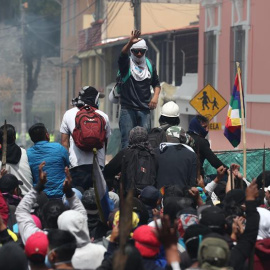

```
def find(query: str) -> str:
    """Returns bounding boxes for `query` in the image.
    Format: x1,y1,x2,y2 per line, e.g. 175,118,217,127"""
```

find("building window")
204,31,217,86
230,25,245,90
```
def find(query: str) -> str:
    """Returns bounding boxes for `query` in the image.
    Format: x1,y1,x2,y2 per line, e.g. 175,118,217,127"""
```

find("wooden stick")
230,165,234,190
236,62,247,179
262,144,266,191
1,120,7,170
113,155,133,270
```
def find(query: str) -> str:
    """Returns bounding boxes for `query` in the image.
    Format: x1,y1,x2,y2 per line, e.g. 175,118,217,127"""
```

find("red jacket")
0,191,9,225
254,239,270,270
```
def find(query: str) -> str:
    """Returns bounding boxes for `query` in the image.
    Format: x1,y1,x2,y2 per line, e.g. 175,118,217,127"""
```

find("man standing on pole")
118,30,161,149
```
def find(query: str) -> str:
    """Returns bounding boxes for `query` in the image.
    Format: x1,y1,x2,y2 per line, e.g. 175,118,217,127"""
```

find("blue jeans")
69,164,93,191
119,108,151,149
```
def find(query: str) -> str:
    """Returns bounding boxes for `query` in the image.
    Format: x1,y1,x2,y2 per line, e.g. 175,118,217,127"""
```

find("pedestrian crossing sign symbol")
189,84,228,120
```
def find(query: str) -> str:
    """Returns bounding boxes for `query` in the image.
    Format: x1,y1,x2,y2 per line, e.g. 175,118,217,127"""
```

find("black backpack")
148,124,171,149
123,148,157,192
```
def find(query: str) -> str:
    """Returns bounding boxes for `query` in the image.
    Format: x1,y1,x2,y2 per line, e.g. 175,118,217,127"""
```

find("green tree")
0,0,61,127
23,0,60,125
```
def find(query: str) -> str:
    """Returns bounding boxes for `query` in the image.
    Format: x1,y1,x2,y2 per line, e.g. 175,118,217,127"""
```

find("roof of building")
78,24,199,59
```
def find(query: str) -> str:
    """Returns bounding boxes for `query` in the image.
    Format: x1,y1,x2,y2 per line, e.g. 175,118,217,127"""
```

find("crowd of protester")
0,120,269,270
0,86,269,270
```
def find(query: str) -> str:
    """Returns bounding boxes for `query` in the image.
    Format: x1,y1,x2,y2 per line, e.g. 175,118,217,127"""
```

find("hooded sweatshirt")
57,210,106,269
154,142,197,189
188,117,225,177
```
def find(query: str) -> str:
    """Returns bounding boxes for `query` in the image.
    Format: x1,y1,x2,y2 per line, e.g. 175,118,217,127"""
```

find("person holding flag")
188,115,227,178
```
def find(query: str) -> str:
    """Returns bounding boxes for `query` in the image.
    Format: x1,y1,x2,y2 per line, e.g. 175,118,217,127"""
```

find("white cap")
161,101,180,117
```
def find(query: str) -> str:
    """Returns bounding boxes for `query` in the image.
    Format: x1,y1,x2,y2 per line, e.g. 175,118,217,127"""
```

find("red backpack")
72,106,106,151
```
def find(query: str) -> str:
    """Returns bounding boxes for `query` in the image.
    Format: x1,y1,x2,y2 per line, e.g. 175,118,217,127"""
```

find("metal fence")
203,148,270,181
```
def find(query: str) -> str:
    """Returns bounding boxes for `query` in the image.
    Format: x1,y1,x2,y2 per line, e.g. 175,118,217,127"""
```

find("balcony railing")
78,20,102,52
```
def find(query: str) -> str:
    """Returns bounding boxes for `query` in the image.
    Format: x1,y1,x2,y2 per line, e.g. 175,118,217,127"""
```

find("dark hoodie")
254,239,270,270
0,143,21,165
188,117,225,176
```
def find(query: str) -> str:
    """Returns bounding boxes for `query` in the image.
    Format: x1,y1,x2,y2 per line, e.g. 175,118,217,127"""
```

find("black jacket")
118,53,160,110
188,132,226,177
154,144,197,189
104,147,158,191
229,201,260,270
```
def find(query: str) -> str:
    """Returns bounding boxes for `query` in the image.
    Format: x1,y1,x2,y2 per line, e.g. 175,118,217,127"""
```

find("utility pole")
20,1,27,147
132,0,141,31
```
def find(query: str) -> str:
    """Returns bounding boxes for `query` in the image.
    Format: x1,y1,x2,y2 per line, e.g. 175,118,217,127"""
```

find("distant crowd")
0,29,270,270
0,94,269,270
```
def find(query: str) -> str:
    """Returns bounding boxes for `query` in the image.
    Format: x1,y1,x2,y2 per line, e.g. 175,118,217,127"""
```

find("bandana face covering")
130,39,151,81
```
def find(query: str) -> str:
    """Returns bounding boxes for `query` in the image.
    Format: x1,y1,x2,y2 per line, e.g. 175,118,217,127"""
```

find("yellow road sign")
189,84,228,120
209,122,222,131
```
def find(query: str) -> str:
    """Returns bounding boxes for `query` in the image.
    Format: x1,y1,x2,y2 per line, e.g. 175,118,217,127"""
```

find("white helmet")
161,101,180,117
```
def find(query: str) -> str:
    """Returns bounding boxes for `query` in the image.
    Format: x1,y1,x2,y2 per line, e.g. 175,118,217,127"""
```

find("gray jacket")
15,188,85,244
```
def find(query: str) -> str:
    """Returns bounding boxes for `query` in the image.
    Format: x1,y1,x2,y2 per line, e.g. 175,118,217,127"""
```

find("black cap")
140,186,160,201
0,174,23,192
199,206,226,229
224,189,246,206
184,224,212,245
81,188,97,210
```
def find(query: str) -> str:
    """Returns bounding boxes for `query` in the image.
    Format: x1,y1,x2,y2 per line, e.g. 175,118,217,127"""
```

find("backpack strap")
159,124,171,131
121,69,131,84
146,57,153,77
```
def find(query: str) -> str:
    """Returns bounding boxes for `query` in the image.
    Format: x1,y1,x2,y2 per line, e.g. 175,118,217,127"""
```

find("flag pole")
92,148,106,224
262,144,266,191
236,62,247,179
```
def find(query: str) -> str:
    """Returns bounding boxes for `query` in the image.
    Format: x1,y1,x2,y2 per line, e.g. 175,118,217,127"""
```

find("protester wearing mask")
57,209,107,270
104,126,158,194
60,86,111,190
148,101,195,149
45,229,77,270
188,115,227,177
117,30,161,149
154,126,197,189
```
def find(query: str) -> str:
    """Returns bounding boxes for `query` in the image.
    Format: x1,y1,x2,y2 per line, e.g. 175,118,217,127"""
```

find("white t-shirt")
60,107,111,168
0,148,33,195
